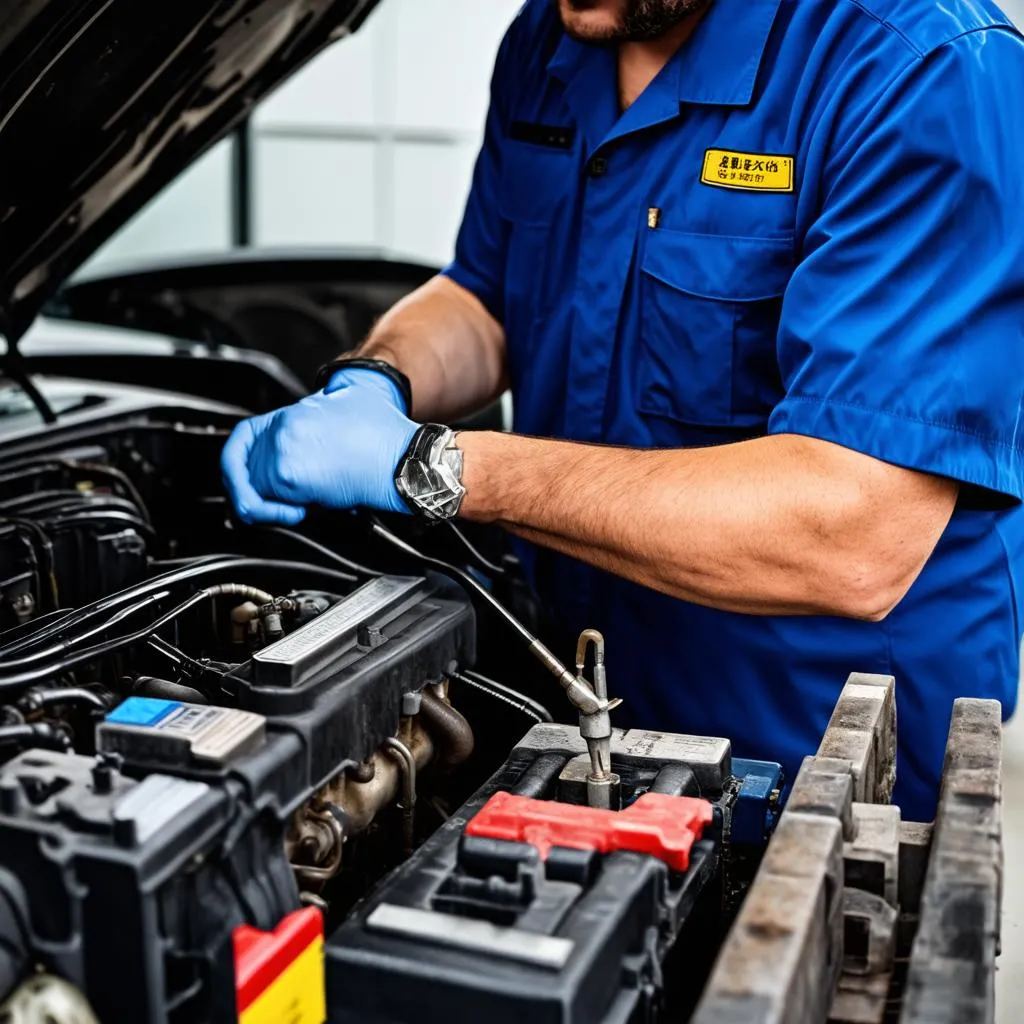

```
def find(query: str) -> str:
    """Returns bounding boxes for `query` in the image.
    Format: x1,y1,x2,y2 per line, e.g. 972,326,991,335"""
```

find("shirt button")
588,156,608,178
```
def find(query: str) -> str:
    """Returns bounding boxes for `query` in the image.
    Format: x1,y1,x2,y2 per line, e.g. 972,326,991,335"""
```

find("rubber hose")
650,763,699,798
19,687,110,714
512,752,569,799
0,724,69,751
132,676,209,705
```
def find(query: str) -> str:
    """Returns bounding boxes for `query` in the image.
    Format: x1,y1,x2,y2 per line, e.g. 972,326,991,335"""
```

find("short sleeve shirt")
443,0,1024,820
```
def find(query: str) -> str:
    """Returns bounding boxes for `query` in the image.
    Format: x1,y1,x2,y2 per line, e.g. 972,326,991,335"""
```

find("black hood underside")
0,0,379,344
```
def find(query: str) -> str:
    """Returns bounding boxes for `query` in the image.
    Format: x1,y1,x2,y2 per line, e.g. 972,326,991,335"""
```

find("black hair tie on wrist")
314,357,414,416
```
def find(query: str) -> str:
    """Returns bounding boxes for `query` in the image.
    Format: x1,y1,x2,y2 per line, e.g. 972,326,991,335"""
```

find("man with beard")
222,0,1024,821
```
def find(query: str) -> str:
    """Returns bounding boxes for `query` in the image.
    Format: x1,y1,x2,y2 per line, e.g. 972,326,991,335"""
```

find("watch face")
397,427,465,521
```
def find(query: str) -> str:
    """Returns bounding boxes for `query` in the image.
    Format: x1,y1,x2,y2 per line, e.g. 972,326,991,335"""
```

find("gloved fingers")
221,417,307,526
247,422,310,507
240,497,307,527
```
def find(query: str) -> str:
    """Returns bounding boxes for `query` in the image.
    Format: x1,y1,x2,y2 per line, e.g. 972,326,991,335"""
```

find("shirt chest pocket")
639,229,794,429
500,140,575,335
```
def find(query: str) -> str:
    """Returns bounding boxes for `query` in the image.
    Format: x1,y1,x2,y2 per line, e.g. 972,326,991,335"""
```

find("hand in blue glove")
220,368,418,526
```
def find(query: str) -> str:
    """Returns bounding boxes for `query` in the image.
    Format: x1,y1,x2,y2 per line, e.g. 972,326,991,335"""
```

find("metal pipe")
290,803,344,884
575,630,618,809
384,736,417,857
418,689,474,766
328,724,433,836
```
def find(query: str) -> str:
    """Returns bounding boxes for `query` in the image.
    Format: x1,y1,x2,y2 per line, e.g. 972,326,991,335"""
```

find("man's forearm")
456,431,957,621
349,275,507,423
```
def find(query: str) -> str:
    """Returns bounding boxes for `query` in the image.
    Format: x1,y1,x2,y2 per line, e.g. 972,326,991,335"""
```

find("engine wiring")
146,635,237,679
0,584,269,691
368,516,536,647
443,522,506,579
0,557,356,660
260,526,380,579
0,590,170,669
0,516,58,609
366,515,603,717
451,669,553,725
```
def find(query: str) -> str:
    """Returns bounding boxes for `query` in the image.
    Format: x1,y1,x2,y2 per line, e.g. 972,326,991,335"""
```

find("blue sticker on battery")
105,697,182,728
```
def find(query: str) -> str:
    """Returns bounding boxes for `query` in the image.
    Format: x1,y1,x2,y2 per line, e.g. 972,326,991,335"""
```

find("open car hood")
0,0,380,346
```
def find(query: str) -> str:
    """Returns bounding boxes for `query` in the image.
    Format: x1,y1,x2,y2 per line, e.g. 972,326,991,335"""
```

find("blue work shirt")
442,0,1024,821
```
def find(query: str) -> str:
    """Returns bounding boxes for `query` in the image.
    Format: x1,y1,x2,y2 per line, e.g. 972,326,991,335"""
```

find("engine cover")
99,574,474,808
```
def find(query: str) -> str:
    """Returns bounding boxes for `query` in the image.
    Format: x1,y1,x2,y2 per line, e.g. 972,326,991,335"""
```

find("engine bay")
0,391,1001,1024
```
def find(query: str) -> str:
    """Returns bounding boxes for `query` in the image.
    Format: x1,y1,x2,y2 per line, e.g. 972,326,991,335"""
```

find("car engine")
0,400,515,1019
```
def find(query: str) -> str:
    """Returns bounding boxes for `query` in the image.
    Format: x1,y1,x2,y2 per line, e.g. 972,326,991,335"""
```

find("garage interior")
0,1,1021,1021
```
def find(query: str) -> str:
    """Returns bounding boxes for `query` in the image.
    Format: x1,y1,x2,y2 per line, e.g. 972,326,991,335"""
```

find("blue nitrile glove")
220,368,418,526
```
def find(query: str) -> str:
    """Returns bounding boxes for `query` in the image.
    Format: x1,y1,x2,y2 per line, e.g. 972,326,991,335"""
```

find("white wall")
86,0,521,273
86,138,235,271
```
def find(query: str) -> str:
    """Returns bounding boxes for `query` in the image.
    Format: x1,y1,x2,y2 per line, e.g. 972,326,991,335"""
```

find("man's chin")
558,0,624,42
557,0,710,44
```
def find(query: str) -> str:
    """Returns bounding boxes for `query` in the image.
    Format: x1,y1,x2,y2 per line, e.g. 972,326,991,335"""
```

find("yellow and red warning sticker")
701,149,795,193
235,907,326,1024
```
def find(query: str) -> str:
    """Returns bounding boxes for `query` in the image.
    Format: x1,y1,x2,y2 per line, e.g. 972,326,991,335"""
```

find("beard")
561,0,711,43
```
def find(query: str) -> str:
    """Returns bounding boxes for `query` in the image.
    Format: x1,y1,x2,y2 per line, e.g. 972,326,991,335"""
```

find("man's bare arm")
347,275,507,423
456,430,959,621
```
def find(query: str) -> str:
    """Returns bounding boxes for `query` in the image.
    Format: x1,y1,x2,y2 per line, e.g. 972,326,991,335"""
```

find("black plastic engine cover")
221,574,476,800
97,575,476,811
0,749,284,1024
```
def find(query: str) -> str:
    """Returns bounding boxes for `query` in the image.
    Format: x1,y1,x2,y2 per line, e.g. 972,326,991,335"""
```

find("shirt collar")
546,0,784,109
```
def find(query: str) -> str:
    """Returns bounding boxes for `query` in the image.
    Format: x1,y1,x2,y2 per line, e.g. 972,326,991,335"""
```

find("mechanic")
222,0,1024,821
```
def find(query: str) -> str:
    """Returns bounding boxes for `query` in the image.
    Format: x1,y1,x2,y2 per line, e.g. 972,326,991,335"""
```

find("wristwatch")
393,424,466,522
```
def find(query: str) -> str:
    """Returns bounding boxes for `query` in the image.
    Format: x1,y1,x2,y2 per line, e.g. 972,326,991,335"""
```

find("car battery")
325,723,783,1024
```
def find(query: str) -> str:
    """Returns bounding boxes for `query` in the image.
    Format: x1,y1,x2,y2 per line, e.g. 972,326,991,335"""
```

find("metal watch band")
314,357,413,416
393,424,466,523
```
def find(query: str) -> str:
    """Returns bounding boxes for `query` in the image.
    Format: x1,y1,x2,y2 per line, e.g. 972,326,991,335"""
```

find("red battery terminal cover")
465,791,715,872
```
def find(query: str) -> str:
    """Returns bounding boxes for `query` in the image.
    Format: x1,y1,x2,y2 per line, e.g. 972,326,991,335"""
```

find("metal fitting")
574,630,621,808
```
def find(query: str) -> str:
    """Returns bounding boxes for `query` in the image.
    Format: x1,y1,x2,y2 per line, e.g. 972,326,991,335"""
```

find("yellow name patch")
701,149,795,193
